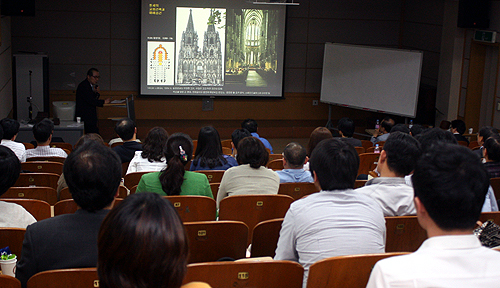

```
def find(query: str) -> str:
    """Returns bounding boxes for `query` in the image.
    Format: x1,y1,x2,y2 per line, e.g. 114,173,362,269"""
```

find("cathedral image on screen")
175,7,225,86
225,9,280,88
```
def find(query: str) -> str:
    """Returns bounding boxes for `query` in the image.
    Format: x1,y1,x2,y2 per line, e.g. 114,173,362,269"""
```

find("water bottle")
409,120,413,129
374,144,380,153
375,120,380,129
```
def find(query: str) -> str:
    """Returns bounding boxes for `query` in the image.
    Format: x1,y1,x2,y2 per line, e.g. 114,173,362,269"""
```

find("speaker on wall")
458,0,490,29
1,0,35,16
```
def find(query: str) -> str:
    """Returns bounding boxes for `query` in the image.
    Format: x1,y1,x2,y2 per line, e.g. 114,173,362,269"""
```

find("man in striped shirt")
26,119,67,159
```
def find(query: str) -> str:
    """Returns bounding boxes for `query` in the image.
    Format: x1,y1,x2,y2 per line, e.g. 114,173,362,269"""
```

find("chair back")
111,142,123,148
49,142,73,152
490,178,500,201
266,159,284,170
469,141,480,150
192,140,197,152
21,161,63,176
385,216,427,252
129,185,138,195
375,141,385,147
121,162,130,178
26,268,98,288
278,182,319,200
354,180,367,188
184,221,248,263
195,170,225,183
163,196,216,222
306,252,409,288
1,199,51,221
3,187,58,205
251,218,283,258
13,173,59,190
184,260,303,288
26,157,66,164
54,199,124,216
222,147,232,155
358,153,380,176
355,146,365,154
457,140,469,147
219,194,294,245
361,140,373,151
365,146,376,153
23,143,34,149
220,139,232,149
479,211,500,224
268,153,283,163
210,183,220,200
0,275,21,288
0,228,26,258
124,171,149,189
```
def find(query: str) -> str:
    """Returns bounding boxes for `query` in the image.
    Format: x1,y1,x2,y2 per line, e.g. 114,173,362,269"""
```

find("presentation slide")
141,0,287,97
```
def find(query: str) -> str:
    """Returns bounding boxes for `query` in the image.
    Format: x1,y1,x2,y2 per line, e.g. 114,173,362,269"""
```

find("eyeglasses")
91,75,100,79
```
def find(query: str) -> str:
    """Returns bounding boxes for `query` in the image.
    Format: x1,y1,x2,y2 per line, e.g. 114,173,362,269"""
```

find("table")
17,121,84,145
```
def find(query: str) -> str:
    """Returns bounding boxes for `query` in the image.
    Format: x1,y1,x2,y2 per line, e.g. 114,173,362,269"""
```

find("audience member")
483,134,500,178
366,143,500,287
450,119,469,145
26,119,67,159
304,127,333,171
409,124,426,137
0,118,26,162
475,126,498,159
98,193,210,288
275,138,385,286
112,118,142,163
241,119,273,153
127,127,168,174
370,117,394,145
356,132,421,216
276,142,313,183
389,123,410,134
136,133,212,198
190,126,237,171
0,146,36,228
16,142,121,287
230,128,251,158
336,117,362,147
216,136,279,208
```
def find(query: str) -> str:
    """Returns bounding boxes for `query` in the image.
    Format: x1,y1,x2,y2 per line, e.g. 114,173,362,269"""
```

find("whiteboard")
320,43,423,117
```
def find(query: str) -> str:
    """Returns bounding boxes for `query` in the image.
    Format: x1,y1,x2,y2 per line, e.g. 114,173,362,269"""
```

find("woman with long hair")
190,126,237,171
126,127,168,174
304,127,333,171
135,133,212,198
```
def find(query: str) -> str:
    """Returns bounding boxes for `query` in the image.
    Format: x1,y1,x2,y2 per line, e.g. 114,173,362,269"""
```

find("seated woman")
190,126,237,171
304,127,333,171
135,133,213,198
216,136,279,208
126,127,168,174
98,193,210,288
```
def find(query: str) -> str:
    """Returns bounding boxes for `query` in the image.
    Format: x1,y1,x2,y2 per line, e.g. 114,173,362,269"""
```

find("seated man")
25,119,68,159
356,132,421,216
274,138,385,286
276,142,313,183
366,143,500,287
16,142,122,288
450,119,469,145
0,146,36,228
483,134,500,178
230,128,251,158
112,118,142,163
370,117,394,145
241,118,273,153
336,117,362,147
0,118,26,162
475,126,498,159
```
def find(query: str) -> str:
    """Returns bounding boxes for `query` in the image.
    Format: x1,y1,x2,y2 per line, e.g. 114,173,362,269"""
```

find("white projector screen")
320,43,423,117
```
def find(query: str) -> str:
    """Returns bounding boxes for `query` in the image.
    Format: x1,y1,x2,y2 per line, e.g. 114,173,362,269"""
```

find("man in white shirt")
357,132,421,216
0,118,26,162
275,138,386,287
366,143,500,288
0,146,36,228
26,119,67,159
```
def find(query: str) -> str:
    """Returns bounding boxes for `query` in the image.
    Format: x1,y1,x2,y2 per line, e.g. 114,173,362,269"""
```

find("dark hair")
63,142,121,212
412,143,489,230
74,133,105,149
309,138,359,190
0,118,20,140
0,146,21,196
307,127,333,157
98,193,188,288
193,126,227,169
283,142,307,168
383,132,422,176
484,134,500,162
241,119,258,133
451,119,466,135
87,68,99,77
114,118,136,141
337,117,355,137
381,119,394,133
236,137,269,168
141,127,169,162
231,128,251,149
416,128,457,152
159,133,193,195
410,124,426,137
32,118,54,143
479,126,498,145
390,123,410,134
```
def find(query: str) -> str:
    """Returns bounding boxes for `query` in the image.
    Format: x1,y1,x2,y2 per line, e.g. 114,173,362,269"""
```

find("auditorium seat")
21,161,63,176
163,196,216,222
26,268,98,288
1,199,51,221
250,218,283,258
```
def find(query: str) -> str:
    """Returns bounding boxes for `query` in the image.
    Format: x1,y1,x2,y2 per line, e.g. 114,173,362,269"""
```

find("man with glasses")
75,68,111,134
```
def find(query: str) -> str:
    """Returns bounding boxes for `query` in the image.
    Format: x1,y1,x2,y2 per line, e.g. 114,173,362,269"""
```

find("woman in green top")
136,133,213,198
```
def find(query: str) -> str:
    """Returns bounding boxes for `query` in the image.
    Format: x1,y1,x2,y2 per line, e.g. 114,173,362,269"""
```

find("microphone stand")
27,70,34,124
